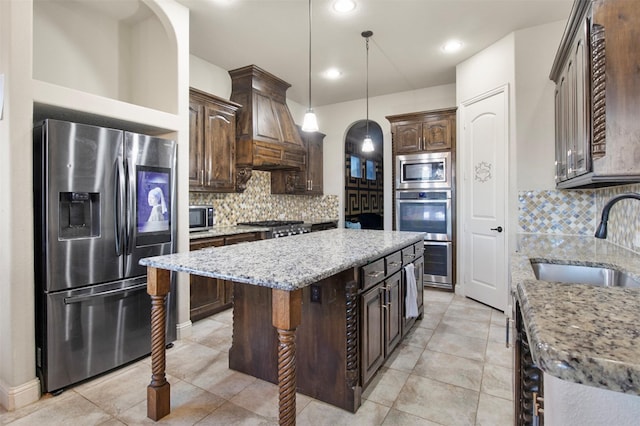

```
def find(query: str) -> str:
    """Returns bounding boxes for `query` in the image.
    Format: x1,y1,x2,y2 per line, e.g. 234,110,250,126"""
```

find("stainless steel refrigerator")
33,119,177,393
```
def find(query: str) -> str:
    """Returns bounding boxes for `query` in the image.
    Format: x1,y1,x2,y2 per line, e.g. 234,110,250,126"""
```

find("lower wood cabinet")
189,232,263,321
360,243,423,386
228,241,423,413
514,301,544,426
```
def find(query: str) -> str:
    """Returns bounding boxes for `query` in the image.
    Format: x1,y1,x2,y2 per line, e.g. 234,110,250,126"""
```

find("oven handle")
63,283,148,304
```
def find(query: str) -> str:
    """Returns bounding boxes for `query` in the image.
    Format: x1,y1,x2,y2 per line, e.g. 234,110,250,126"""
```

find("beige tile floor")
0,289,514,425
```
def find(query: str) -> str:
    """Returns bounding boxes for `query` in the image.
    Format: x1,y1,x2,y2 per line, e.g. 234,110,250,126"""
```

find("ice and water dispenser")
58,191,100,239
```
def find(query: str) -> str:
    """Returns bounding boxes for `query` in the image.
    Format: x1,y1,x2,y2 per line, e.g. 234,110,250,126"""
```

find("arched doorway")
344,120,384,229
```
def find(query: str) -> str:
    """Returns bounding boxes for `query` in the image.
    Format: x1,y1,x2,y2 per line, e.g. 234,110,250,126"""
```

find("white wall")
189,55,232,98
515,20,566,191
316,85,456,229
189,55,308,125
0,0,40,411
33,1,122,101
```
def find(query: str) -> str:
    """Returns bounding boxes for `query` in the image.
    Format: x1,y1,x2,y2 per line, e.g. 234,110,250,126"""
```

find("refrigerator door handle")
115,156,125,256
63,283,147,304
125,158,135,255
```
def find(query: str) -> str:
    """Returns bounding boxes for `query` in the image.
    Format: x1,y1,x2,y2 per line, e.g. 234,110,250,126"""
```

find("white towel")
404,263,418,318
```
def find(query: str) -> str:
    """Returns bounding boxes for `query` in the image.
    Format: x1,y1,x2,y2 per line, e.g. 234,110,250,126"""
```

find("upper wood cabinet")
387,108,456,155
271,128,325,195
551,0,640,188
189,88,241,192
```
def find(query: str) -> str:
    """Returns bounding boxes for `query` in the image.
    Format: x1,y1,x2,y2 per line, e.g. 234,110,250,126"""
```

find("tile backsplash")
518,189,595,235
518,183,640,253
189,171,339,226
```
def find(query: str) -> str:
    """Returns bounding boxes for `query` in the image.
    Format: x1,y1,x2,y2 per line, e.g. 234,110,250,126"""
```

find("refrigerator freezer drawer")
39,277,156,393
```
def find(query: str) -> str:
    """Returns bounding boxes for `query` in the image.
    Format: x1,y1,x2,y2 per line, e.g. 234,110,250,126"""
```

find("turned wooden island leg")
146,267,171,421
272,288,302,426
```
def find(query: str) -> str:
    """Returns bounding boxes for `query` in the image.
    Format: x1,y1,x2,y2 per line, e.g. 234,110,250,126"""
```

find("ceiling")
178,0,573,107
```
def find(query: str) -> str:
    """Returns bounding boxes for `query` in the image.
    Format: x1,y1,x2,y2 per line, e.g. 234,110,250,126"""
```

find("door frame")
457,84,511,315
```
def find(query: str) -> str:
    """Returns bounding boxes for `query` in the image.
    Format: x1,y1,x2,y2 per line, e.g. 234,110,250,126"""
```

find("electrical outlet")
310,284,321,303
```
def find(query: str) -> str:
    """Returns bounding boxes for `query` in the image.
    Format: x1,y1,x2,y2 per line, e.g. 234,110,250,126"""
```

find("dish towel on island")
404,263,418,319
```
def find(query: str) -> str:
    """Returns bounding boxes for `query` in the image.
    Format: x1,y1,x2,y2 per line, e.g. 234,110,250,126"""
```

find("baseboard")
176,320,192,340
0,378,40,411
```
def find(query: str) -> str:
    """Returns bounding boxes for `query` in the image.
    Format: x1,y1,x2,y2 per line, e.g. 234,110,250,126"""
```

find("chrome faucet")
594,193,640,239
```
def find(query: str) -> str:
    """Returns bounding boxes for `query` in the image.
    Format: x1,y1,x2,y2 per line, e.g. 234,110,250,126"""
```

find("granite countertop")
143,229,424,291
512,234,640,395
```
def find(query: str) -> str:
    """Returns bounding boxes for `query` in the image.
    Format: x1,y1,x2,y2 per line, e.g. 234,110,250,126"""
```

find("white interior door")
460,87,508,311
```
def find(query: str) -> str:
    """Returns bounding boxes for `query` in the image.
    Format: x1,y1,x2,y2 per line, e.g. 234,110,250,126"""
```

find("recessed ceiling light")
442,40,463,53
324,68,342,79
333,0,356,13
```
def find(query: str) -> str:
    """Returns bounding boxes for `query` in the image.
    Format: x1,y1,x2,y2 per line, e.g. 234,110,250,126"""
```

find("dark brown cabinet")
360,283,385,385
514,302,544,426
271,128,324,195
387,108,456,155
551,0,640,188
229,241,423,413
189,88,241,192
360,246,422,386
310,221,338,232
189,231,263,321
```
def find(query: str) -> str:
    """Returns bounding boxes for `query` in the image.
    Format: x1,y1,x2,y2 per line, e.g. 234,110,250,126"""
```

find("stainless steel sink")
530,261,640,288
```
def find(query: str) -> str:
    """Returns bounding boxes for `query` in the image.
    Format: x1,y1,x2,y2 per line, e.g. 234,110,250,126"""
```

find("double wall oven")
395,152,453,290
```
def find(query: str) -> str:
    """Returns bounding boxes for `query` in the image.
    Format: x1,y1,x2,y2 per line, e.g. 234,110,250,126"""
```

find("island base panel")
230,269,362,413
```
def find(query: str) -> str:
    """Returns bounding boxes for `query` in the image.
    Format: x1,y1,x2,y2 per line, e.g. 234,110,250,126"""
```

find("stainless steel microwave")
396,152,451,189
189,205,215,232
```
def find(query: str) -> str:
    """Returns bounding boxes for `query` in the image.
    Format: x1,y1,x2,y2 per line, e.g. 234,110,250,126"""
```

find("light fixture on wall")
361,30,374,153
302,0,319,132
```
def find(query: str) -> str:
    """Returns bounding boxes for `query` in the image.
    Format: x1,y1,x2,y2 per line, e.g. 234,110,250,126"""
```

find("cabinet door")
423,118,452,151
570,23,589,178
189,237,225,322
384,271,403,355
188,100,204,187
305,133,324,194
203,102,236,191
361,284,384,385
395,123,423,154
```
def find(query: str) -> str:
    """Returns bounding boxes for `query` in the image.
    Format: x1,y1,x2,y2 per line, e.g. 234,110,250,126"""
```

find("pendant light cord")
365,34,369,136
308,0,312,110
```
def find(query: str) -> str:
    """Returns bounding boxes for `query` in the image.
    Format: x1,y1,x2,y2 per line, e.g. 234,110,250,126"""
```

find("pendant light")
302,0,319,132
361,30,374,152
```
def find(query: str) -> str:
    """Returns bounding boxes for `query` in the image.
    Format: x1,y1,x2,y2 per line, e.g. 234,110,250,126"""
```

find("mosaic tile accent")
189,171,339,226
595,183,640,253
518,190,595,235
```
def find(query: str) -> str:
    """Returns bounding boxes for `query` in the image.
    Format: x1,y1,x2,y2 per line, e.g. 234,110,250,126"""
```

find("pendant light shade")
362,136,374,152
302,0,319,132
361,30,374,152
302,110,319,132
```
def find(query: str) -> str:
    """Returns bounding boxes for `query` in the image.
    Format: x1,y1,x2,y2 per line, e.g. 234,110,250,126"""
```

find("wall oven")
396,189,453,290
395,190,451,241
396,152,451,189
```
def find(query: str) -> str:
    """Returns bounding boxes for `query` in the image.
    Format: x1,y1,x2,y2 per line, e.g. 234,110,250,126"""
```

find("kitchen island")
140,229,425,424
511,234,640,424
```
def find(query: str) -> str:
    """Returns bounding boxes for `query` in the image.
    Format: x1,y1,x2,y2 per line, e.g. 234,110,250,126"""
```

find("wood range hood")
229,65,306,191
